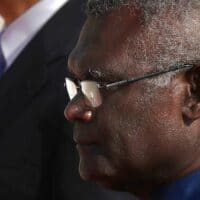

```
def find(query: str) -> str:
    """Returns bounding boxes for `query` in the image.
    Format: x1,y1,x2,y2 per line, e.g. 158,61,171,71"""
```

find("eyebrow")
88,69,102,79
69,60,199,83
87,68,125,82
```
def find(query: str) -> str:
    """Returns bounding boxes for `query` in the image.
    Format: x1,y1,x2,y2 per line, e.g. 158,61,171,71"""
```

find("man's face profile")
64,0,200,196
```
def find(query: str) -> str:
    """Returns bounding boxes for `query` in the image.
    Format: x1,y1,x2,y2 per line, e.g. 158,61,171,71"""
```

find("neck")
0,0,38,26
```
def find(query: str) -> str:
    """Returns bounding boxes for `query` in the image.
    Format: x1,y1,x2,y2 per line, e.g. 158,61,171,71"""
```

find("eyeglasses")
65,63,193,108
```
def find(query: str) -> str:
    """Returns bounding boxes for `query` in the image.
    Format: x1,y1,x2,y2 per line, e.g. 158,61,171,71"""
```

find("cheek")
98,84,185,170
98,86,150,163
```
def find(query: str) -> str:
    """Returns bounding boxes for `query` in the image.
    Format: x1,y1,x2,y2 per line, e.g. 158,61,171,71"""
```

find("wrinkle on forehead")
125,12,200,67
112,3,200,88
87,0,200,68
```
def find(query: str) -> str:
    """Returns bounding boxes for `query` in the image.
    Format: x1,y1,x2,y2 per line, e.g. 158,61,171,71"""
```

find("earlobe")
182,102,200,122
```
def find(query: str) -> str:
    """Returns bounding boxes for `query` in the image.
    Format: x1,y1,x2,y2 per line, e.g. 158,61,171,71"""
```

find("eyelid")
88,69,122,83
92,79,113,90
67,73,80,85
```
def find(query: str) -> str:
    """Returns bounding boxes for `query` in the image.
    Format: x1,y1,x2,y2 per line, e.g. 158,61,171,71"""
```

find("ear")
182,64,200,123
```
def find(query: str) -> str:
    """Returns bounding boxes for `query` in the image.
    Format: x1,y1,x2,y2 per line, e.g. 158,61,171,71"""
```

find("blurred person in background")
0,0,135,200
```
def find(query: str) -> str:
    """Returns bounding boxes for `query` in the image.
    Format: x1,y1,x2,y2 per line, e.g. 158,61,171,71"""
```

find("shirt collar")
152,170,200,200
0,15,5,32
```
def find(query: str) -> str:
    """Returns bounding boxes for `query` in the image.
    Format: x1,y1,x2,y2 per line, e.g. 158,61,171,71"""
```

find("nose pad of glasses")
64,93,94,122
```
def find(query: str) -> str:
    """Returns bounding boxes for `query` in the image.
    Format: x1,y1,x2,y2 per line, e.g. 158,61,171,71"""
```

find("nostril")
83,111,93,122
64,102,93,123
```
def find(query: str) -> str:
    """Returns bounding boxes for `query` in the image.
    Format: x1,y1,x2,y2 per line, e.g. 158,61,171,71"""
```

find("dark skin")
64,5,200,198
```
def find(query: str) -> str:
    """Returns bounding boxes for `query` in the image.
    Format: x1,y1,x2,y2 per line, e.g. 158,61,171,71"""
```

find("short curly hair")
85,0,200,84
86,0,129,16
86,0,200,20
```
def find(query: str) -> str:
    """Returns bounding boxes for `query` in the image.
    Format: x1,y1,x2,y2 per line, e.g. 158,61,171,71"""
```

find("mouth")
73,127,101,146
73,129,103,156
76,143,103,156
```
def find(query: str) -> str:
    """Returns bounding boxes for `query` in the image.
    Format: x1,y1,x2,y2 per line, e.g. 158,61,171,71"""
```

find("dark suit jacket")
0,0,135,199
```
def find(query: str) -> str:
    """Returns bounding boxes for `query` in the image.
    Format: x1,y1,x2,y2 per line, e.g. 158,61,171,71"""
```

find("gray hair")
86,0,199,21
86,0,129,16
86,0,200,88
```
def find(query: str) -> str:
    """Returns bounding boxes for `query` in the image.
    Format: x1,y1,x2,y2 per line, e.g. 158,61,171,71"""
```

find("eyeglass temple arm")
101,64,193,89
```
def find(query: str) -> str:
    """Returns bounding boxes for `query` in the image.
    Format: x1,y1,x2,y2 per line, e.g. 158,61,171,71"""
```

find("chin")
76,146,144,193
78,156,111,181
78,157,135,192
77,145,113,181
80,169,125,191
79,156,155,196
78,155,122,188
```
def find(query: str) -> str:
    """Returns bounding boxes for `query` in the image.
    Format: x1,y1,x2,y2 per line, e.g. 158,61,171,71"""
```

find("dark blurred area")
0,0,136,199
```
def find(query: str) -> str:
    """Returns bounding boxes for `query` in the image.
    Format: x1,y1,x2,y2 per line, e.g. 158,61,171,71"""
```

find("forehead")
69,5,187,79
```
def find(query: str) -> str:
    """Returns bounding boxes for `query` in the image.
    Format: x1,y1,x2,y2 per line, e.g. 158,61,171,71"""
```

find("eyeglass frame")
65,63,193,91
64,63,195,109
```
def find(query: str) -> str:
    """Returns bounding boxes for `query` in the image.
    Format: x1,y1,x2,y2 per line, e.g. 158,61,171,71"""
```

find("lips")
73,128,103,159
73,132,99,145
76,143,103,156
73,127,101,146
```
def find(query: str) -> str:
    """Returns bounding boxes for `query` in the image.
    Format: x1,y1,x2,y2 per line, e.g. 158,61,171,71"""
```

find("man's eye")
70,76,80,84
97,80,110,87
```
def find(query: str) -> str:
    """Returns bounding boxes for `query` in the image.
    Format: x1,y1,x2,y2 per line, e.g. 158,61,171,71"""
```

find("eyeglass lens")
65,78,102,108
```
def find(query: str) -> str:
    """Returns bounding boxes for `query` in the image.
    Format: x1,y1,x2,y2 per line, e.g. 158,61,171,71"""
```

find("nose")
64,94,94,123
